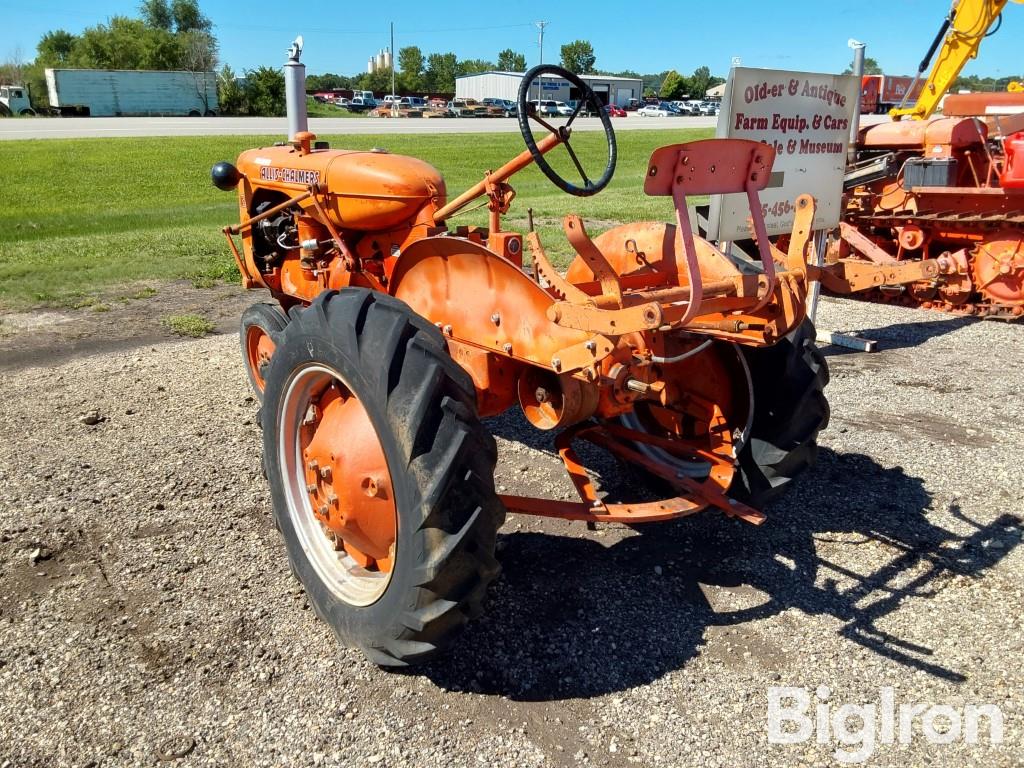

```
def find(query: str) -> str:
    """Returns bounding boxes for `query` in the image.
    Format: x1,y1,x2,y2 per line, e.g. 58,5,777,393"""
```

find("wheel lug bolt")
327,493,338,506
320,466,331,480
307,459,319,472
306,483,317,493
318,504,329,516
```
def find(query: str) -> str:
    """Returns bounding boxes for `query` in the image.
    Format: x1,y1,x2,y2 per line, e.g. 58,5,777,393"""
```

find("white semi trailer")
45,69,218,117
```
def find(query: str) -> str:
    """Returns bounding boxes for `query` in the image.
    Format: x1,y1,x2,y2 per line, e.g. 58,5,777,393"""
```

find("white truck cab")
0,85,35,116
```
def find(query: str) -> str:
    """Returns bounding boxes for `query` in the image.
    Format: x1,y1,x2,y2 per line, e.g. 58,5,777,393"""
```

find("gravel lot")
0,295,1021,767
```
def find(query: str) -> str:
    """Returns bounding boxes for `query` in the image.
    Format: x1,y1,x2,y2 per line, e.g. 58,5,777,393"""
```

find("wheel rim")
279,364,397,606
619,346,753,478
245,326,277,392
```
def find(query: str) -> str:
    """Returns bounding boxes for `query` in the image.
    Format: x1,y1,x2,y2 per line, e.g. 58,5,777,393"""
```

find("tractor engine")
221,136,448,304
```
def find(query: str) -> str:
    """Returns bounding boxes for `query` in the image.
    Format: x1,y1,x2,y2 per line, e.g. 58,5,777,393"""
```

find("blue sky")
2,0,1021,79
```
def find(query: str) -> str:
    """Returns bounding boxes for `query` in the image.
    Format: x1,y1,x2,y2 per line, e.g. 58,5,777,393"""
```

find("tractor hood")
237,145,446,231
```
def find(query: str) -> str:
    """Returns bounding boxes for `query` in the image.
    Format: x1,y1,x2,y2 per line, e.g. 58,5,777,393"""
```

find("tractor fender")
389,236,593,370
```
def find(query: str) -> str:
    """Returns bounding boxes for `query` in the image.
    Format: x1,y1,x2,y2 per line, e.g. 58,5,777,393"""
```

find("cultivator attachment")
530,140,817,362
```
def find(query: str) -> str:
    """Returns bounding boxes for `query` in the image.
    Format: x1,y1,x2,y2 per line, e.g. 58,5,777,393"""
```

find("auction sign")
707,67,859,241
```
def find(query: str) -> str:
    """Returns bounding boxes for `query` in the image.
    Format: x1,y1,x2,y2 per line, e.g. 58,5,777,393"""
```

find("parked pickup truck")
447,98,487,117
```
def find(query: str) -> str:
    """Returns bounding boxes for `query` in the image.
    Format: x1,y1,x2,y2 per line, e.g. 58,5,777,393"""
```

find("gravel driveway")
1,296,1021,767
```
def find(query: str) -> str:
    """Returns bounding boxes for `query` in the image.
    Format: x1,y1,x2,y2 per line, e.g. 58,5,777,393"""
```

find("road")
0,113,889,141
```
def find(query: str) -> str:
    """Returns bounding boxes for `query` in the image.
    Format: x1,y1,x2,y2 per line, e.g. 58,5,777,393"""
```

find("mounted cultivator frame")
214,54,831,666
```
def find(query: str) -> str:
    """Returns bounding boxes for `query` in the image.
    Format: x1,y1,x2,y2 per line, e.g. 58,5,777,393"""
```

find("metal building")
455,71,643,107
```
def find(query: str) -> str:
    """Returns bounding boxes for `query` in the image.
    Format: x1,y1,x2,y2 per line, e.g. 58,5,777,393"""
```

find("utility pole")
390,21,397,116
535,21,549,65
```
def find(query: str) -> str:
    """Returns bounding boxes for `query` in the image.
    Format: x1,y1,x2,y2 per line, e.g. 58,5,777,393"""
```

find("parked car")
399,96,426,112
603,104,627,117
482,97,517,116
347,96,375,113
351,90,376,106
447,98,486,117
333,97,350,109
529,99,561,117
699,101,720,116
670,101,700,116
637,104,678,117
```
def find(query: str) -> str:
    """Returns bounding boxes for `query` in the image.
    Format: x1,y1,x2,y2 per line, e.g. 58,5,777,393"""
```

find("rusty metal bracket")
839,221,898,265
812,258,941,294
527,231,591,303
547,300,663,335
563,215,622,305
497,421,767,526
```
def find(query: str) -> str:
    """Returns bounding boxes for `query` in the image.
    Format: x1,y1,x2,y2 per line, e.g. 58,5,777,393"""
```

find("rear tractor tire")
617,319,829,511
261,289,504,666
240,302,289,402
732,319,830,506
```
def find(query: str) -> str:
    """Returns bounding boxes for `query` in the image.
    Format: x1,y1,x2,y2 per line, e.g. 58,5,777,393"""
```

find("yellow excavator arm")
890,0,1020,120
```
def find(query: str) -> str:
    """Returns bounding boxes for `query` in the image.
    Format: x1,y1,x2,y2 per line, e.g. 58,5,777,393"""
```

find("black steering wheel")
516,64,617,197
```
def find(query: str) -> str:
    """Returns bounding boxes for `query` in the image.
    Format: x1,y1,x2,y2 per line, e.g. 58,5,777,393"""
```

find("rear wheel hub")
280,364,397,606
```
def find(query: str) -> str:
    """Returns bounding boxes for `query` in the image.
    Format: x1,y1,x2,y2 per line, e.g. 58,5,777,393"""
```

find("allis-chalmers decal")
259,166,321,185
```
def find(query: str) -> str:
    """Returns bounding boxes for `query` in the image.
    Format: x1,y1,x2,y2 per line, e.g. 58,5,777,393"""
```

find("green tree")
71,17,180,70
496,48,526,72
357,67,394,95
398,46,424,91
659,70,685,100
457,58,493,76
307,72,352,91
690,65,712,98
217,64,245,115
424,52,458,93
139,0,173,30
170,0,211,32
843,56,882,75
36,30,77,66
244,66,285,116
559,40,596,74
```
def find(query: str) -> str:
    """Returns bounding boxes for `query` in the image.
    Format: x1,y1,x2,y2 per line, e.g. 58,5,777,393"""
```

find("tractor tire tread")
263,288,504,667
733,319,830,506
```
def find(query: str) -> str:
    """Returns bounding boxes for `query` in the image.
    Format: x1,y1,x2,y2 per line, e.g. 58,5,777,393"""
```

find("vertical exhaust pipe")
847,39,865,164
284,36,308,141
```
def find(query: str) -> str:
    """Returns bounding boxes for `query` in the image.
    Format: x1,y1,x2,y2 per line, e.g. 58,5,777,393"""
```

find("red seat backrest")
644,139,776,197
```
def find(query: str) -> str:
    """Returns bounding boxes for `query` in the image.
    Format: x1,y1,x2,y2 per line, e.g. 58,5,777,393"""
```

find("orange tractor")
214,63,829,666
839,0,1024,318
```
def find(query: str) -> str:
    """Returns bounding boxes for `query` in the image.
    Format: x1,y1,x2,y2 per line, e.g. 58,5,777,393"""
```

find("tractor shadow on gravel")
420,445,1022,701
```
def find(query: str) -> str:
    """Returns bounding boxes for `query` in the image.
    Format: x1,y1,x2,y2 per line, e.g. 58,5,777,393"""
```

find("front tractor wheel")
261,289,504,666
240,302,289,401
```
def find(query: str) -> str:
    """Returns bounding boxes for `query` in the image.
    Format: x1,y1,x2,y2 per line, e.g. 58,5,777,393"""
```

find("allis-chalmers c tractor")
213,64,829,666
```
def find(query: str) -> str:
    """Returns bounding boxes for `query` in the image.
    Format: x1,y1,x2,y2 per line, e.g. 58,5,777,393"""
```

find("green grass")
161,313,215,337
305,98,365,118
0,127,711,309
